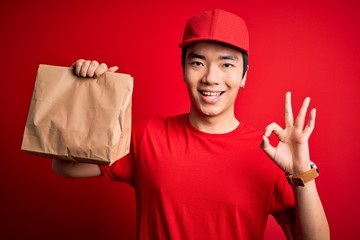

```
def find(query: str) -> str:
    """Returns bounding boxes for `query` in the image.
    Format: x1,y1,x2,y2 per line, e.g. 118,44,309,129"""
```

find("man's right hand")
71,59,119,78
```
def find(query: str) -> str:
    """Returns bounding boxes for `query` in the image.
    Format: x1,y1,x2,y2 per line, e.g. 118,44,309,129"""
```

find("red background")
1,0,359,239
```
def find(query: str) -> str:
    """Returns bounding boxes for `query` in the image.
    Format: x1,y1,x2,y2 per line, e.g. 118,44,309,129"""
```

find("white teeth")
201,91,221,96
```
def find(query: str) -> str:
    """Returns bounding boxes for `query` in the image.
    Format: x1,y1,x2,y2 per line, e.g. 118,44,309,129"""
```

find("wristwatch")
286,161,319,187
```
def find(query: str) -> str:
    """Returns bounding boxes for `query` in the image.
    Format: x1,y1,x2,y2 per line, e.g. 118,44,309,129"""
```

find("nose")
202,64,220,85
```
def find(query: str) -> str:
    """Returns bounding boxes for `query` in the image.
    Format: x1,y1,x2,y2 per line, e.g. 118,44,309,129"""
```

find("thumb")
108,66,119,73
260,135,276,160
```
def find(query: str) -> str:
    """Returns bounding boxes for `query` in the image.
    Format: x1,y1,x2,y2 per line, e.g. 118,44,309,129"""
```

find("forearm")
52,159,102,178
294,180,330,240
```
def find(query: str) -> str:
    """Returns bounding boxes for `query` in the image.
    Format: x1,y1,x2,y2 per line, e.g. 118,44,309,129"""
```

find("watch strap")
286,166,319,187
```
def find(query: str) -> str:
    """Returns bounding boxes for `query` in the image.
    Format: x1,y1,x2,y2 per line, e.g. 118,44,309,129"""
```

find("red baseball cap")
178,9,249,54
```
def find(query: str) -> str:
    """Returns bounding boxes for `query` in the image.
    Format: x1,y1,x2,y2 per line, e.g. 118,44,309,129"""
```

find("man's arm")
52,159,102,178
292,180,329,239
277,181,329,240
260,92,330,239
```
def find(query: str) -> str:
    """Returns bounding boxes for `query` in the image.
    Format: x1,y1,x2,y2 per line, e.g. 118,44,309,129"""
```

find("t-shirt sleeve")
99,153,134,185
99,117,150,186
269,168,296,224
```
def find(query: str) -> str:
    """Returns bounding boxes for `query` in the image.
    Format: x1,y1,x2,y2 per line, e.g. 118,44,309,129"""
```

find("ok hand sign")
260,92,316,175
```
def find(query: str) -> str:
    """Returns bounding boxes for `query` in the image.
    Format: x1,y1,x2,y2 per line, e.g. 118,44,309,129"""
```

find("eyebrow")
187,52,238,61
188,52,205,60
219,55,238,61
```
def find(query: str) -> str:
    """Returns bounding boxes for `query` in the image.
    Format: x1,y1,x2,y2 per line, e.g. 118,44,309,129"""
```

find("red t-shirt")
100,114,295,239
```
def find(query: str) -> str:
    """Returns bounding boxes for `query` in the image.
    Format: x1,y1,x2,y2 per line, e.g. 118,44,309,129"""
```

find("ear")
240,66,249,88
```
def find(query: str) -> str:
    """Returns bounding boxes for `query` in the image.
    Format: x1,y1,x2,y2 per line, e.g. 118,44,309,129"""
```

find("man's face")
184,41,247,119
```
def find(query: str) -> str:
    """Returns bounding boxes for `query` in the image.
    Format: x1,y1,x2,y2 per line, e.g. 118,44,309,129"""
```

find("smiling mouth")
199,90,225,98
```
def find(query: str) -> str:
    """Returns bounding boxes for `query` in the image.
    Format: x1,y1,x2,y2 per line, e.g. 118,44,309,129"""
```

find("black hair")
181,45,248,78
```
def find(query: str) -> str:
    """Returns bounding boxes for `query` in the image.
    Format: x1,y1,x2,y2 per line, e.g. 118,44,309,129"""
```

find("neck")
188,110,240,134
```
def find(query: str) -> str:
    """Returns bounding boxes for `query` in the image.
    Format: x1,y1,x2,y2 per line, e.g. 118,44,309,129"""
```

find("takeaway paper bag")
21,64,133,165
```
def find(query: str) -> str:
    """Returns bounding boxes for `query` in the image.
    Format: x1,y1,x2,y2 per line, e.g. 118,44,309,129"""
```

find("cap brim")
178,38,248,54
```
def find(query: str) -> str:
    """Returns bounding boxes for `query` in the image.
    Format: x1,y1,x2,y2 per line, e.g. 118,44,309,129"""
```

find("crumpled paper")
21,64,133,165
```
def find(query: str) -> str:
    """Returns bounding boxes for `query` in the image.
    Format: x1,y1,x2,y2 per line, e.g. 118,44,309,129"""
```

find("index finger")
284,91,294,127
72,59,85,76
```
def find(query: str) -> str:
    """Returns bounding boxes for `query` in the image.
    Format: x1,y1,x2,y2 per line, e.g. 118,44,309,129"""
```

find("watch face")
310,161,319,173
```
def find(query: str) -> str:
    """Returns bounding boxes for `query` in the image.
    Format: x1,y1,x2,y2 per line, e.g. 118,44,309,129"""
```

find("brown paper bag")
21,64,133,165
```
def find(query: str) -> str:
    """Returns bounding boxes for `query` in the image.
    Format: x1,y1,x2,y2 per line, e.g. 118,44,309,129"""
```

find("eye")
190,61,204,67
223,63,234,68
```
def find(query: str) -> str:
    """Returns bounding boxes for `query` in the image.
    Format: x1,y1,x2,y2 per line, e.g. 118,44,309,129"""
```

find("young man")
53,9,329,239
